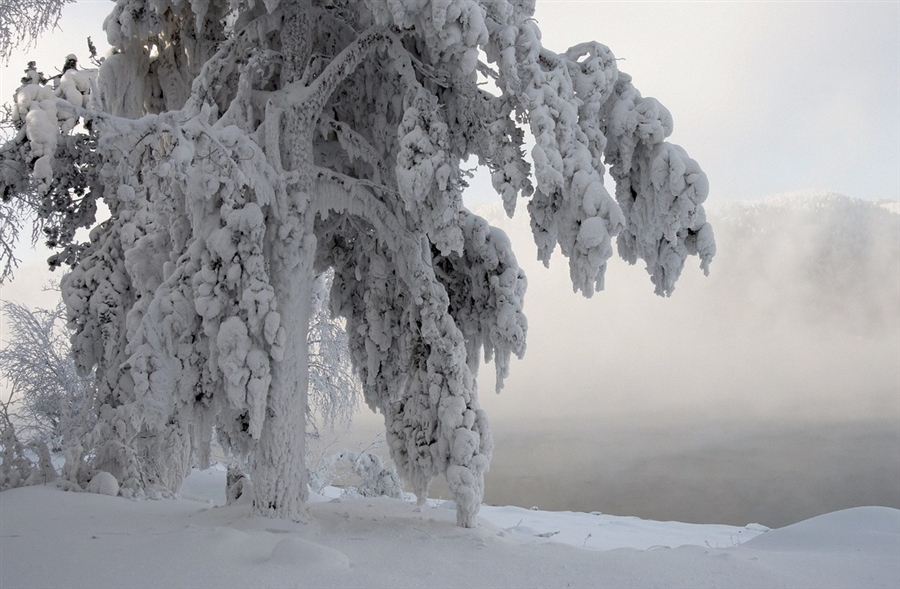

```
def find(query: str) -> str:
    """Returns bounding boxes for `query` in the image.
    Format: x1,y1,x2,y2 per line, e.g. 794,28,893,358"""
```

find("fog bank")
355,192,900,527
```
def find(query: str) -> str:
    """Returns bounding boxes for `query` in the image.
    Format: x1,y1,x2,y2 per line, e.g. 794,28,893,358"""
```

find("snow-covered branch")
275,25,391,117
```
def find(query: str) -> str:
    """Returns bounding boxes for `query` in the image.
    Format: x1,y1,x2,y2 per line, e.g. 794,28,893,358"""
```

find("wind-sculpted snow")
1,0,713,526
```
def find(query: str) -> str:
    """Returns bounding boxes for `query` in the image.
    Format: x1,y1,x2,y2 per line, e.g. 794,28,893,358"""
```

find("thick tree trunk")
251,2,317,517
250,0,384,519
252,238,315,519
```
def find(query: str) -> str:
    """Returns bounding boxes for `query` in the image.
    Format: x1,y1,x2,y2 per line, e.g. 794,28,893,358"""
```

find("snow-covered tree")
0,0,714,527
0,424,58,491
0,298,97,448
307,270,361,436
310,448,403,499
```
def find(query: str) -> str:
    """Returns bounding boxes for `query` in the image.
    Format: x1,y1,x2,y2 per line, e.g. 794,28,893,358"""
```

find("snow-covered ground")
1,466,897,588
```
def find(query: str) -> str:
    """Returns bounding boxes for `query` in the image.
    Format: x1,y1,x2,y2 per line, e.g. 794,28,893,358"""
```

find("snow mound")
2,469,899,588
85,471,119,496
744,506,900,553
269,538,350,569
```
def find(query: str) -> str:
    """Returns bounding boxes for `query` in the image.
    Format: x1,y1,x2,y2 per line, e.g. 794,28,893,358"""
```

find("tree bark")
252,239,314,519
251,1,317,519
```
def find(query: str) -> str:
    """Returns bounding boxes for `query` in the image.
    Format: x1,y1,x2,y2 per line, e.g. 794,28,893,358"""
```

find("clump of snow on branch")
602,71,715,296
10,64,97,189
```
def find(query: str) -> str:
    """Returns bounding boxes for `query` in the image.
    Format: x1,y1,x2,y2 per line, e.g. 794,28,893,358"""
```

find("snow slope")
1,467,897,589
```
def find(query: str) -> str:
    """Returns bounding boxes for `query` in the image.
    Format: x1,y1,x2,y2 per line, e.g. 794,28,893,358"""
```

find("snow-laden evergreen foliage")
0,0,713,526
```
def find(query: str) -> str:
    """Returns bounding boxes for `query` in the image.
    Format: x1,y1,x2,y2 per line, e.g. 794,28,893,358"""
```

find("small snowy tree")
1,1,714,527
0,298,96,448
0,424,58,490
307,270,361,436
310,448,403,499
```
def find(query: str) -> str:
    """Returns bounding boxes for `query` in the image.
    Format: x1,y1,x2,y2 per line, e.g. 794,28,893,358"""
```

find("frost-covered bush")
1,1,713,527
310,449,403,500
0,426,57,490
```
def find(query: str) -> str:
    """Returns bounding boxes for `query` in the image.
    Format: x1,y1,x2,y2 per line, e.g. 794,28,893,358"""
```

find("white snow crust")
1,468,897,589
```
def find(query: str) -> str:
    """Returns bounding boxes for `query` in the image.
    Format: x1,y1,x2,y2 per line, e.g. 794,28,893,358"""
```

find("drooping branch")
293,25,391,115
318,117,394,187
0,0,72,62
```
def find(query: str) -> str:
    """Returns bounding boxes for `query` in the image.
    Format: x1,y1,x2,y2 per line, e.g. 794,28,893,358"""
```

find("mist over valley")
350,192,900,527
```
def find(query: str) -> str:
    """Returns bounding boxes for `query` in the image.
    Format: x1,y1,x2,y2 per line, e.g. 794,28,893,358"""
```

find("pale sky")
533,1,900,203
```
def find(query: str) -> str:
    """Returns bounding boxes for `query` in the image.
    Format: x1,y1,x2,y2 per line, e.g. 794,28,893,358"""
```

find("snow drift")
1,466,897,589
